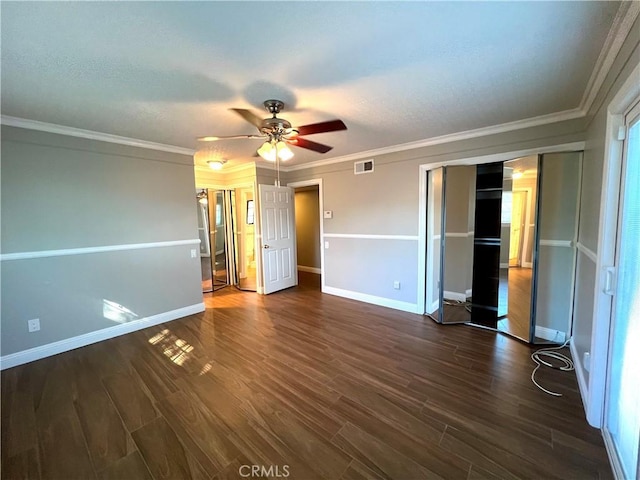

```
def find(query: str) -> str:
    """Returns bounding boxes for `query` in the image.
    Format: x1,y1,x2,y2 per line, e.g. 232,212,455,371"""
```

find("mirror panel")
441,165,476,324
496,157,538,341
533,152,581,344
426,168,444,321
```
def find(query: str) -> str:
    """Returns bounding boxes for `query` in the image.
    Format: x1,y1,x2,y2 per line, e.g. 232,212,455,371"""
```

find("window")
501,191,512,224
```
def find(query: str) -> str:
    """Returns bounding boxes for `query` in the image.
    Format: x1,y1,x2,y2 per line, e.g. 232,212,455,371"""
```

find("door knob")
263,244,270,249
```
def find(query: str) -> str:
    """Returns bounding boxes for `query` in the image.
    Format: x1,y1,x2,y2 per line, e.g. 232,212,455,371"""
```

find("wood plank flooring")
1,273,611,479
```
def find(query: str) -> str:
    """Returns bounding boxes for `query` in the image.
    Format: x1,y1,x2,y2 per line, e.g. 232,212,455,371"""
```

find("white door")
259,185,297,294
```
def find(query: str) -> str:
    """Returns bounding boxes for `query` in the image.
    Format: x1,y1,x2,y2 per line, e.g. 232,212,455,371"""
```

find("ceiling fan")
197,99,347,159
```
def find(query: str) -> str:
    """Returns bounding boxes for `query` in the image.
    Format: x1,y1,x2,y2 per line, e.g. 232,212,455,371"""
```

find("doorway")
289,179,324,291
196,187,258,294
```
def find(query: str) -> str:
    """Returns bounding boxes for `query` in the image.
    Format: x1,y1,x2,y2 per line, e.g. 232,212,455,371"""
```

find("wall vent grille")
354,159,374,175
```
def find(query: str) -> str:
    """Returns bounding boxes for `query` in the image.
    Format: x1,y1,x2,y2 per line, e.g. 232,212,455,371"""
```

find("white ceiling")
1,1,621,168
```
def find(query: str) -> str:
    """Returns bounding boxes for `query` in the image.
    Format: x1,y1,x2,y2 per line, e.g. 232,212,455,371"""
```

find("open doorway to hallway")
293,184,322,290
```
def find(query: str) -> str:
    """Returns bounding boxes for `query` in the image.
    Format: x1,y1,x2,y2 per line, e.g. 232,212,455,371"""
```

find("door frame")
417,141,585,315
511,187,532,267
584,62,640,434
287,178,325,290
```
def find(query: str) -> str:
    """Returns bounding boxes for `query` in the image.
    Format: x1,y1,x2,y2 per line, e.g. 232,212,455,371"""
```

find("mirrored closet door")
427,151,582,344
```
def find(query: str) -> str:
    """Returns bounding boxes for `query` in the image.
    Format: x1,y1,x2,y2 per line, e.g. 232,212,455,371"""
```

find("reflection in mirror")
196,188,214,293
426,168,444,322
533,152,581,344
234,187,257,291
212,190,230,290
496,156,538,341
441,165,476,324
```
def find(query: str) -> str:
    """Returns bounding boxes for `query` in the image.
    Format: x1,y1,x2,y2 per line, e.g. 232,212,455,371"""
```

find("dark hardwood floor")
1,272,611,479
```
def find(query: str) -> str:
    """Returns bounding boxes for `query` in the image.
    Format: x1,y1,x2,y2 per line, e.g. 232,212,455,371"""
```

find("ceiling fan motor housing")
261,117,292,136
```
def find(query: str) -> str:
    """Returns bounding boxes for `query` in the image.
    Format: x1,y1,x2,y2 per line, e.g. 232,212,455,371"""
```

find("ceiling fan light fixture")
276,141,293,161
207,159,226,170
197,189,208,205
258,141,277,161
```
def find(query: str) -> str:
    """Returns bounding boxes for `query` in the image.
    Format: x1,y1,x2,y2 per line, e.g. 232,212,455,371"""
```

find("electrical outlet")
324,241,329,249
28,318,40,332
190,249,198,258
393,281,401,290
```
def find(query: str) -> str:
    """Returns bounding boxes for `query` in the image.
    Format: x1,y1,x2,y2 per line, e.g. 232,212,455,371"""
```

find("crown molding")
579,1,640,114
1,115,196,156
284,107,584,172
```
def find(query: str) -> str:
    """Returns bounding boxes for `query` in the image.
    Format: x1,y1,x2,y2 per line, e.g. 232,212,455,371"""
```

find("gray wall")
1,126,203,357
286,117,586,310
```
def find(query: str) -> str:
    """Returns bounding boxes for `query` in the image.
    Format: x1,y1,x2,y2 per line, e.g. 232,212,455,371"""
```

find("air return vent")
354,159,374,175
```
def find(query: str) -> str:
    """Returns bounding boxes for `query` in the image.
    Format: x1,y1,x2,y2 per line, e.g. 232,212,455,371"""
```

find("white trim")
285,113,584,172
539,239,573,248
417,165,429,314
588,62,640,428
297,265,321,274
465,289,473,298
288,178,325,290
579,1,640,114
522,261,533,268
535,326,566,343
1,115,194,156
323,233,418,241
571,340,590,415
0,303,205,370
322,286,419,314
419,142,585,172
500,263,509,268
602,429,627,480
577,242,598,264
444,232,470,238
443,291,467,302
0,239,201,262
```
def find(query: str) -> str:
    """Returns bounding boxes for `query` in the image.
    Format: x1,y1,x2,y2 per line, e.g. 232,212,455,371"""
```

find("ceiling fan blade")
295,119,347,136
288,137,333,154
197,134,263,142
230,108,264,129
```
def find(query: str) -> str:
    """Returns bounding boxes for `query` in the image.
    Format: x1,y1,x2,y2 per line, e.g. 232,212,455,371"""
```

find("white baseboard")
465,289,472,298
570,340,592,422
443,290,467,302
500,263,509,268
522,261,533,268
297,265,321,274
322,286,418,314
535,325,566,343
0,302,205,370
